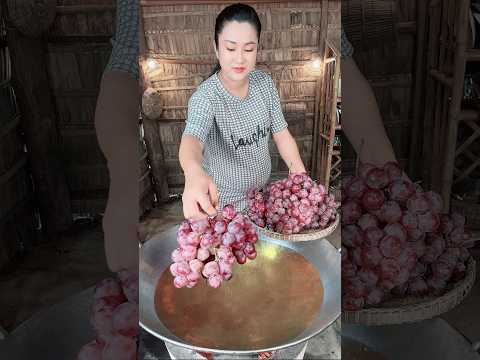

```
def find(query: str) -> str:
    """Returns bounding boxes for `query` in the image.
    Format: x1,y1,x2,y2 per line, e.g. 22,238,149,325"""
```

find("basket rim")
342,257,477,325
250,214,340,242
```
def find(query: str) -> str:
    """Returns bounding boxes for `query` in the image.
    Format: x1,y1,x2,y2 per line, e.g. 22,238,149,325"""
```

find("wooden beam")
466,49,480,62
141,0,309,5
6,25,72,237
46,35,112,44
56,5,115,14
429,68,453,87
459,109,480,122
144,56,317,67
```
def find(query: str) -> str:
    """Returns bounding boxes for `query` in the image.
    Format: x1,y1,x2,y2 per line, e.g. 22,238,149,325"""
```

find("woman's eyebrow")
224,40,257,45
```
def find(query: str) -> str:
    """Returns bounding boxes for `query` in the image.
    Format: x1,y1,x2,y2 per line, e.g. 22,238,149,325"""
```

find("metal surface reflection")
140,226,340,354
155,242,324,349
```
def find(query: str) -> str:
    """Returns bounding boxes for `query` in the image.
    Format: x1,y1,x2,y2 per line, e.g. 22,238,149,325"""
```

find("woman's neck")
218,70,249,98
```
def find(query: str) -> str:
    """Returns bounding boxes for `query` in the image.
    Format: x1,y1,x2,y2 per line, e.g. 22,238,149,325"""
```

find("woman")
340,27,398,167
179,3,307,222
95,0,140,273
174,4,313,359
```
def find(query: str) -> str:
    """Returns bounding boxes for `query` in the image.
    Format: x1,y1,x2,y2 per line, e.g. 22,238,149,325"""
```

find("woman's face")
215,21,258,82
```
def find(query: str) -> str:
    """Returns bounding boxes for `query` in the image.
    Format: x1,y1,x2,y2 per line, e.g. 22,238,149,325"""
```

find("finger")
197,193,217,217
209,182,219,209
183,196,207,220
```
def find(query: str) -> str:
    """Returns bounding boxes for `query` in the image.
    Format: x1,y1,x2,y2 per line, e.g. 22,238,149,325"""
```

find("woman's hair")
207,3,262,78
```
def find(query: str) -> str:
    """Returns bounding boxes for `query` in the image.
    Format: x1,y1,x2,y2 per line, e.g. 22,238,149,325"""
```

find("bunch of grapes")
77,270,139,360
170,204,258,289
341,162,472,311
247,172,340,235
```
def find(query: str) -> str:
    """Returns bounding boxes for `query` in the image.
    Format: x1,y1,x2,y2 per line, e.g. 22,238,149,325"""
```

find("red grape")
362,188,386,211
383,162,403,182
342,225,364,248
379,235,405,259
379,201,403,223
365,168,390,189
361,246,383,268
384,223,408,243
345,177,367,199
388,179,415,202
365,287,384,306
363,227,384,248
407,193,430,214
408,277,429,296
357,213,379,231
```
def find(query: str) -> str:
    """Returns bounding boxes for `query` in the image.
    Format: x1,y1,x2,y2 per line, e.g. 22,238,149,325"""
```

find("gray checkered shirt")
183,69,288,212
105,0,139,79
341,27,354,58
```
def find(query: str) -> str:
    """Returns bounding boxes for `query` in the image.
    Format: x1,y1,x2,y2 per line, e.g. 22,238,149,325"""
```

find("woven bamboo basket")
342,257,476,326
251,214,339,242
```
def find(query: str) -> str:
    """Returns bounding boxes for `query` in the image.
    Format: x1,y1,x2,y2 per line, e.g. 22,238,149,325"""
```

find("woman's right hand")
182,168,219,220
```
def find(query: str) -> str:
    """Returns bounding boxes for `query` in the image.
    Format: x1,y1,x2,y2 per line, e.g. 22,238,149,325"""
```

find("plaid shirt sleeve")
105,0,140,79
341,27,354,58
267,76,288,134
183,91,215,144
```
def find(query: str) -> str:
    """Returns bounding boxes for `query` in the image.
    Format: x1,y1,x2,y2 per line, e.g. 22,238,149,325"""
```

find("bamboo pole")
431,0,450,191
408,0,428,179
422,0,441,188
441,0,470,212
324,46,340,189
310,0,327,180
438,0,457,190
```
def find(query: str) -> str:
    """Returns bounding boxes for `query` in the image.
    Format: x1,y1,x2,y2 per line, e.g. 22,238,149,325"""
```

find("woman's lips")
232,67,246,73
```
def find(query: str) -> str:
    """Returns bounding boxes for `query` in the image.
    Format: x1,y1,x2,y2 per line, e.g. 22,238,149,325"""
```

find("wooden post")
4,17,72,237
141,116,170,202
441,0,470,212
408,0,428,180
422,0,441,189
431,0,450,192
311,0,329,180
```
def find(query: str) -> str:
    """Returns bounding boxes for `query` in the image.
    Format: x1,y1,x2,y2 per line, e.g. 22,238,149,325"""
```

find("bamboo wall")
0,18,37,270
341,0,417,176
45,1,154,215
140,0,340,194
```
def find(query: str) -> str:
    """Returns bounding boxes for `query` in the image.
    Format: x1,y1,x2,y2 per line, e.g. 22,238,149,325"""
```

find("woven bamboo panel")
0,78,37,269
0,17,38,264
314,42,339,189
0,128,30,220
141,0,340,193
341,0,417,178
48,0,115,38
342,0,397,51
43,2,157,215
416,0,476,215
62,132,155,217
